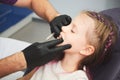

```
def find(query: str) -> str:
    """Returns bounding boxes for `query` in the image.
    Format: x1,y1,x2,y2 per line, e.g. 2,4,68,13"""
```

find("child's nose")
62,24,72,32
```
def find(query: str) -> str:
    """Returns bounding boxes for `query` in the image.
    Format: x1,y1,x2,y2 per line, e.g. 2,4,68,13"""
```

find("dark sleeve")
0,0,17,5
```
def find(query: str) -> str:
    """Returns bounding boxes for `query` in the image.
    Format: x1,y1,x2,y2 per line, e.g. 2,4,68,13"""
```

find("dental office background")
0,0,120,80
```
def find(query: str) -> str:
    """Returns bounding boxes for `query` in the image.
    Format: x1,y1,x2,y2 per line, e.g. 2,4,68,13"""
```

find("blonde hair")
80,11,118,67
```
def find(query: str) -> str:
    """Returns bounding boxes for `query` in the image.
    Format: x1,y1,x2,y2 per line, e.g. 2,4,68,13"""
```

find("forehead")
73,13,95,33
75,13,95,26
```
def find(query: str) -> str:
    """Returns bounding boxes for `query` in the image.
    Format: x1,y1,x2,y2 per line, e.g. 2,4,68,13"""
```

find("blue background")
0,4,32,32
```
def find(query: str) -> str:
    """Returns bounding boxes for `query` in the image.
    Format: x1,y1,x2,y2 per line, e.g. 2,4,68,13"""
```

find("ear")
79,45,95,56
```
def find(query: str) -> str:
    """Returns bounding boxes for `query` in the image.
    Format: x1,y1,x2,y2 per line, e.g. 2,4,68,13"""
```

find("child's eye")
71,30,75,33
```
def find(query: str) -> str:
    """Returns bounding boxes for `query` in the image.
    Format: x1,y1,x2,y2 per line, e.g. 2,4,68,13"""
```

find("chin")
64,49,71,52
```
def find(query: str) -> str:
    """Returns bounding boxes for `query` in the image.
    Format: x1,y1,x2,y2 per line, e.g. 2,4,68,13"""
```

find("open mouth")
58,32,64,40
57,35,62,39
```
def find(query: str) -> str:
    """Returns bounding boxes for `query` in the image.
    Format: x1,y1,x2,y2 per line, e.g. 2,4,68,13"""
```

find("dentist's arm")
14,0,58,22
0,52,26,78
0,39,71,78
14,0,72,37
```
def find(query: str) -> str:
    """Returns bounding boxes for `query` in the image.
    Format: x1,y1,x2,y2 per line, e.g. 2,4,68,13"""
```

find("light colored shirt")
30,61,88,80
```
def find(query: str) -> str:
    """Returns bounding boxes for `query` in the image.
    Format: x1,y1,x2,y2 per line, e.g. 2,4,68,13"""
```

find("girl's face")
59,13,95,54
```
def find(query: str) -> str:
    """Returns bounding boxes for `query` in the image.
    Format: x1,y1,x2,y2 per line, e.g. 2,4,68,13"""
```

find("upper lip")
60,32,63,39
59,33,65,44
57,32,64,41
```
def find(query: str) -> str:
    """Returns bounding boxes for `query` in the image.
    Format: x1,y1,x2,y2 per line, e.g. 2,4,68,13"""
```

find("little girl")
18,11,118,80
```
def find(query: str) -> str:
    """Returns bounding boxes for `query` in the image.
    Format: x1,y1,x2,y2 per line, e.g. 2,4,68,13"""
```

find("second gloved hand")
22,39,71,68
50,15,72,38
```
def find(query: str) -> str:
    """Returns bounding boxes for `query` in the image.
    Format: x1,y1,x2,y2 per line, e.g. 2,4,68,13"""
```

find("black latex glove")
50,15,72,38
22,39,71,68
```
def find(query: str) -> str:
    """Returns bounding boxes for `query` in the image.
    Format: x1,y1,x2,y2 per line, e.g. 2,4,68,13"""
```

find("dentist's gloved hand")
50,15,72,38
22,38,71,68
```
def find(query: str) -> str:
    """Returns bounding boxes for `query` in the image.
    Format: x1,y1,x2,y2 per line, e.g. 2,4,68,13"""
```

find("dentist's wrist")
16,52,27,70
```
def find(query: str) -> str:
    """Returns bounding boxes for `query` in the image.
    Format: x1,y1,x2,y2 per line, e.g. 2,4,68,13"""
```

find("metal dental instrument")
45,33,54,40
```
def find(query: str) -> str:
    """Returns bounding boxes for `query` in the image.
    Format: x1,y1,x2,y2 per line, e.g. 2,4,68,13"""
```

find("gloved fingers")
62,15,72,26
53,26,61,38
44,38,63,47
57,23,62,30
65,15,72,25
62,18,69,26
50,23,55,33
50,14,72,38
56,15,72,28
51,44,71,52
